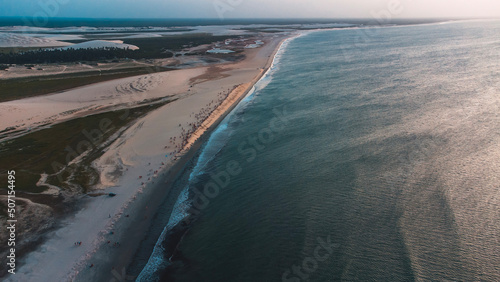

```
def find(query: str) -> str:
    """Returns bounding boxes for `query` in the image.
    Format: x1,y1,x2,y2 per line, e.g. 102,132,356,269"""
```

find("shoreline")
6,33,293,282
134,34,293,281
106,33,291,282
83,34,290,282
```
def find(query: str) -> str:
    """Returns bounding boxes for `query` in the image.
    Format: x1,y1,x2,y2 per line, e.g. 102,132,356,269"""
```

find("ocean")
139,20,500,281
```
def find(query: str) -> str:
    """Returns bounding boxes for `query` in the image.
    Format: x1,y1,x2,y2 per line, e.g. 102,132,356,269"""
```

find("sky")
1,0,500,19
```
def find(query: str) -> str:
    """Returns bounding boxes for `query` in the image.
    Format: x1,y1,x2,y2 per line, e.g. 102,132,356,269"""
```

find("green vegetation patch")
123,33,242,57
0,101,171,194
0,47,43,54
0,34,242,65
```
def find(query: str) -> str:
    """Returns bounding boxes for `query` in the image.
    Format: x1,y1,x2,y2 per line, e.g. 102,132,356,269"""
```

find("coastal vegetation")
0,100,173,194
0,34,241,64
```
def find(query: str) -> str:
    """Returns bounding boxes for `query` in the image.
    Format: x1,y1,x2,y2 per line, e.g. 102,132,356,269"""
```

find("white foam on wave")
136,187,190,282
136,123,232,282
243,33,304,102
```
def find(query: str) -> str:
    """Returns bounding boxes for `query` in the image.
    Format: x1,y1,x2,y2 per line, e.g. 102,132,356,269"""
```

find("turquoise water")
147,20,500,281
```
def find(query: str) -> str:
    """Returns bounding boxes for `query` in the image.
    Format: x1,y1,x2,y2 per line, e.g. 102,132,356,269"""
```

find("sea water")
143,20,500,281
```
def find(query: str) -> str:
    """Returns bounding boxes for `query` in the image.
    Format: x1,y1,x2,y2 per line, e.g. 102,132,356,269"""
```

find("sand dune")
0,32,73,47
0,69,201,141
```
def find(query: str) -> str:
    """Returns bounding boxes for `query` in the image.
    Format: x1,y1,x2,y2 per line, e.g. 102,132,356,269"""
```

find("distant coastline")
0,16,458,28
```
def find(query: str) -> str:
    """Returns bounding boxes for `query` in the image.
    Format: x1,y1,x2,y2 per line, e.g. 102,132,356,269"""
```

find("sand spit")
6,34,290,282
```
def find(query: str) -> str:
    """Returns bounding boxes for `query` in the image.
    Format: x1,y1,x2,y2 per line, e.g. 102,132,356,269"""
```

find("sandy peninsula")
4,33,291,282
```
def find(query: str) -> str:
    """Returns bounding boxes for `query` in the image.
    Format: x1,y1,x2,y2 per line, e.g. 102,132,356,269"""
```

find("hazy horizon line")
1,16,497,20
